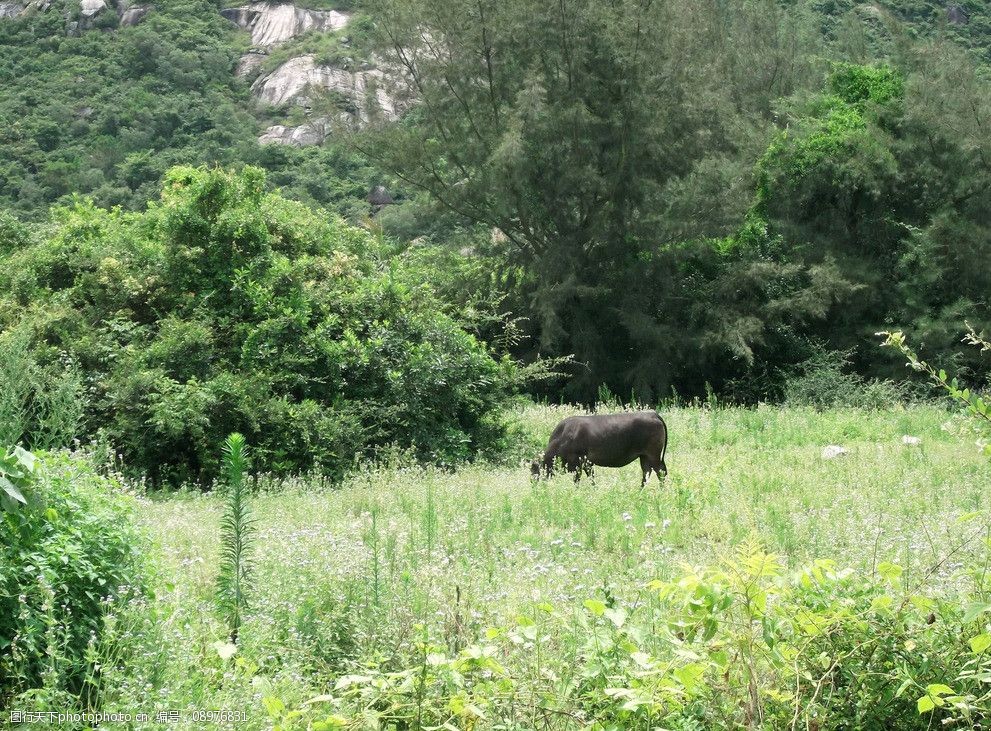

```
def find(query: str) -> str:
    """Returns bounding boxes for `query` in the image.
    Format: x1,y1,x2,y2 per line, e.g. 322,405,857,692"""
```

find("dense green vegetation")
30,403,984,729
0,167,515,483
2,1,991,726
1,0,990,407
0,0,382,218
362,0,991,402
0,450,149,708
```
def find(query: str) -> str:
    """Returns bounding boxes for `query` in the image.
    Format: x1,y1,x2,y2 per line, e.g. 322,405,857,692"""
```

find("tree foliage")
0,166,515,484
362,0,991,402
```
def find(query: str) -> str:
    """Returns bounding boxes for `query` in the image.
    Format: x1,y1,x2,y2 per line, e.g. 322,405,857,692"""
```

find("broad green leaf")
877,562,902,584
0,476,26,504
584,599,606,616
305,695,337,705
917,695,935,714
312,716,348,731
909,595,936,612
962,601,991,624
213,641,237,660
956,511,983,524
604,687,636,699
969,633,991,654
870,595,893,612
604,607,626,628
262,696,285,717
12,446,36,473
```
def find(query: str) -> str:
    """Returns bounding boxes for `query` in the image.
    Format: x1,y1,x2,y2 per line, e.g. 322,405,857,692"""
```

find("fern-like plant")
215,433,254,643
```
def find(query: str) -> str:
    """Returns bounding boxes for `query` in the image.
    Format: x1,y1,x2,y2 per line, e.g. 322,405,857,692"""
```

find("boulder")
235,50,267,78
367,185,393,207
821,445,848,459
947,5,969,25
1,0,145,21
79,0,106,18
901,435,922,447
221,2,349,47
119,4,149,25
258,121,327,146
251,54,400,122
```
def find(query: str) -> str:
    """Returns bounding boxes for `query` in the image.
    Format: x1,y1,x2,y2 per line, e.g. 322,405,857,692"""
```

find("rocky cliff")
219,2,406,146
0,0,148,27
220,2,348,46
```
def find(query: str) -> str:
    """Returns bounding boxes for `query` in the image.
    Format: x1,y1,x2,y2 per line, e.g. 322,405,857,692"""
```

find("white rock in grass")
902,435,922,446
821,445,848,459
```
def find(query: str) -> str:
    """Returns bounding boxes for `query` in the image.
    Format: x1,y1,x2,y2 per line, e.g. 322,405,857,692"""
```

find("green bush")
0,166,516,485
0,450,148,708
783,346,909,409
0,327,84,451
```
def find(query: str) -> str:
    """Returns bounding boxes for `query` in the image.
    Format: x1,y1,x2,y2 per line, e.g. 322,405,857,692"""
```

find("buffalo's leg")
563,456,581,483
640,455,664,486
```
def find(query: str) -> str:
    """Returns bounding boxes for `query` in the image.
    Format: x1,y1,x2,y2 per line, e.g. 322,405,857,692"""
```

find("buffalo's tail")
658,417,668,475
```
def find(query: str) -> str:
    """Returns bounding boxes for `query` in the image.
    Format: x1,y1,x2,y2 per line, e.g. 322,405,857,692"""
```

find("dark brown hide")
531,411,668,485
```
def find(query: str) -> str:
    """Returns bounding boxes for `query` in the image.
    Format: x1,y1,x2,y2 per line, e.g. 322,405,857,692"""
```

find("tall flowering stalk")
216,433,254,643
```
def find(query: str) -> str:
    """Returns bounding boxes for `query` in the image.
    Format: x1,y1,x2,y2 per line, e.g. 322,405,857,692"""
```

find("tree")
360,0,849,400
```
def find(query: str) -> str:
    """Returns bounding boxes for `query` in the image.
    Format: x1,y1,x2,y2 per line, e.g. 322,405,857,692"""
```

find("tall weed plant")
216,433,255,644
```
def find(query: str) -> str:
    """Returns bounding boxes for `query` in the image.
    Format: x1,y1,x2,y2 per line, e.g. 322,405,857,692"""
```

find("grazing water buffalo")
531,411,668,485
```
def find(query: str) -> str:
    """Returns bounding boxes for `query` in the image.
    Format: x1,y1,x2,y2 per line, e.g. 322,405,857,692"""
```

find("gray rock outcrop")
251,54,399,122
221,2,349,46
0,0,151,26
258,120,329,146
79,0,105,18
947,5,969,25
368,185,393,208
235,50,267,78
119,3,149,24
0,0,55,17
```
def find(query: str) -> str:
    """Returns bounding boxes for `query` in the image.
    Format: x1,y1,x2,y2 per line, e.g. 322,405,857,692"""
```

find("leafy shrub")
827,62,904,105
0,327,84,450
0,445,39,512
0,166,516,484
881,326,991,454
784,345,908,409
0,450,148,708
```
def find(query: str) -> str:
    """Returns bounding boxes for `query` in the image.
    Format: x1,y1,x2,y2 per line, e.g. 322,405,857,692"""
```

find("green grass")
93,403,989,729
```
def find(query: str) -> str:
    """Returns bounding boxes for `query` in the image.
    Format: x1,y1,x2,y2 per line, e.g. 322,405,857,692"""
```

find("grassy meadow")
83,402,990,729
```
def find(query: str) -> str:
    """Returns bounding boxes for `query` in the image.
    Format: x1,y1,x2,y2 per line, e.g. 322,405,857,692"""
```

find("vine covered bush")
0,166,516,484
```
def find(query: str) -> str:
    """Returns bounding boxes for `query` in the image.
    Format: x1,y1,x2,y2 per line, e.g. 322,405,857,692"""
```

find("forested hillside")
1,0,990,462
5,4,991,725
0,0,383,216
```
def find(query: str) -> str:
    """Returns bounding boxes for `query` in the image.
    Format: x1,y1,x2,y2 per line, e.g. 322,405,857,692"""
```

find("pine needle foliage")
215,433,255,644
